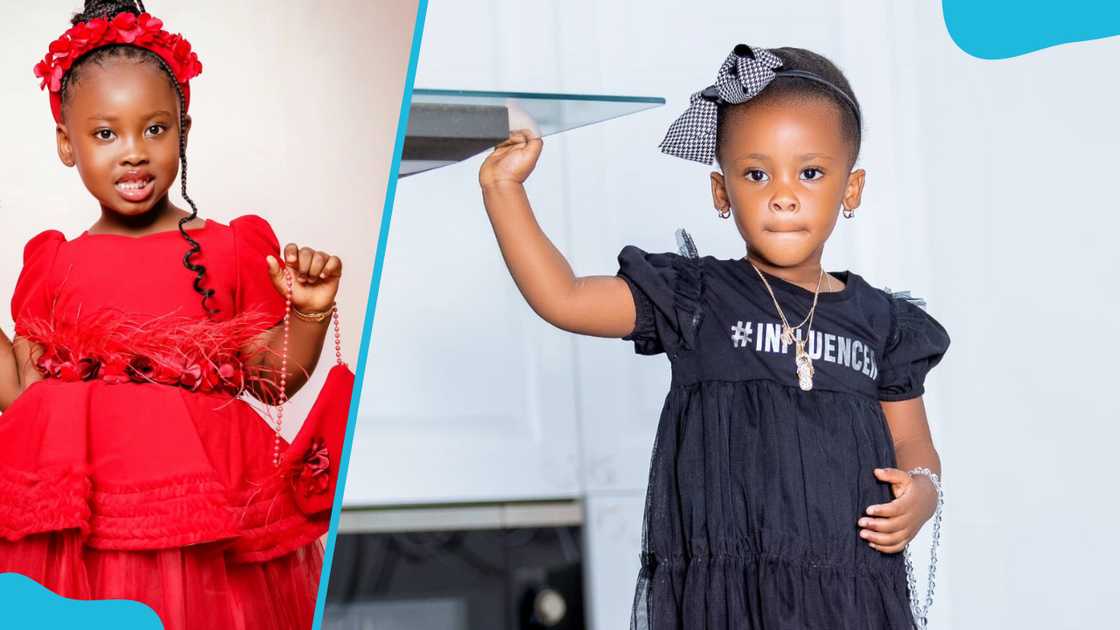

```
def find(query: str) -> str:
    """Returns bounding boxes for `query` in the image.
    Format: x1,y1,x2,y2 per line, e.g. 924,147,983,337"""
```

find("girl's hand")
479,130,543,188
858,467,938,554
265,244,343,314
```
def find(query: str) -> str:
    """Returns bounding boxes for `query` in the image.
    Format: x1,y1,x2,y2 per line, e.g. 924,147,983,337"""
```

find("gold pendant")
795,342,814,391
781,324,796,346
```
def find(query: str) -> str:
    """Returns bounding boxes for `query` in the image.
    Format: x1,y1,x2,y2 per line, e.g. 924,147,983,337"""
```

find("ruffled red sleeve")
229,215,285,325
10,230,65,338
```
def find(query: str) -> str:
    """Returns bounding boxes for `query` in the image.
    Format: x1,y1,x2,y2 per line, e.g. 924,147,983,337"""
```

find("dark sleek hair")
60,0,217,316
716,46,862,166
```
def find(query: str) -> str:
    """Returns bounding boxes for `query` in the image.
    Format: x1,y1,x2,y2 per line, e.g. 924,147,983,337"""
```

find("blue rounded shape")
0,573,162,629
943,0,1120,59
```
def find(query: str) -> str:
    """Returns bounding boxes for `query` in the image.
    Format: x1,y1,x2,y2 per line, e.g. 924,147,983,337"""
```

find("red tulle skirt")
0,378,329,630
0,531,322,630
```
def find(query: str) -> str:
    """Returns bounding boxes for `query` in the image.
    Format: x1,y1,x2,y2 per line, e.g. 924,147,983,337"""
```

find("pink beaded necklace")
273,268,344,467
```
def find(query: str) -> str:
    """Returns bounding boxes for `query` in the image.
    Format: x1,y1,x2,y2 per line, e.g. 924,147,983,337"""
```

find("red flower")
36,350,101,382
150,361,181,385
304,438,330,473
139,14,163,32
78,357,101,381
37,355,57,377
292,437,331,497
47,39,72,56
56,361,79,381
172,38,191,60
101,356,130,384
199,363,223,392
127,355,155,382
134,13,163,46
179,363,202,391
216,361,244,393
72,18,109,47
218,362,236,380
68,23,90,48
110,12,141,43
34,57,56,89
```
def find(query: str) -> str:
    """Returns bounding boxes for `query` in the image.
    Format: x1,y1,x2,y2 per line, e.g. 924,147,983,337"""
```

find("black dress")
617,244,950,630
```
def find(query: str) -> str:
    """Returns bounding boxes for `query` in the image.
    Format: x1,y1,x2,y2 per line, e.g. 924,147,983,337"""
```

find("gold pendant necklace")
749,262,830,392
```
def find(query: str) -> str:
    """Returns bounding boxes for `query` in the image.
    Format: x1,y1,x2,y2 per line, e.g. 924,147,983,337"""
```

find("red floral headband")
33,11,203,124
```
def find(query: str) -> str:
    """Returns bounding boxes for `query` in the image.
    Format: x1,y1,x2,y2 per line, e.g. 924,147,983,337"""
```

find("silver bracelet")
904,467,943,630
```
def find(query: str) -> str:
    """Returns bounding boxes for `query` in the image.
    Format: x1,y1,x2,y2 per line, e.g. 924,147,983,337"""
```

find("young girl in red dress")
0,1,348,628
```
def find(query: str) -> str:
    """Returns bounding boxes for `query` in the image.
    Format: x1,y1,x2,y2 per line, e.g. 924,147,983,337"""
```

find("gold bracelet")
292,303,335,323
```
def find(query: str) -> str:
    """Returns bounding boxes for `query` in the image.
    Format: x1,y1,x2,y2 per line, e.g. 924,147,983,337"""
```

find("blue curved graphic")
0,573,162,629
944,0,1120,59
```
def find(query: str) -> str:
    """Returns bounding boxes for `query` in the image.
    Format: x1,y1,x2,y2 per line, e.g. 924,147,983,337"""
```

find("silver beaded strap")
904,467,943,630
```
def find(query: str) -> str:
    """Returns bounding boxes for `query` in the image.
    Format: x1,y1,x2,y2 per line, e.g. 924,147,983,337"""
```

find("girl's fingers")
307,251,328,280
321,255,343,279
857,516,906,534
866,497,907,518
874,467,911,497
869,542,906,554
874,467,908,482
496,137,518,150
297,247,315,279
495,132,526,150
265,255,287,293
284,243,300,266
497,129,541,151
526,138,543,160
509,129,533,144
859,527,908,546
278,242,343,288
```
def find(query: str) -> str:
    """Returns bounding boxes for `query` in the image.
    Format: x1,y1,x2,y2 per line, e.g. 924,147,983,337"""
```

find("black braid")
153,55,219,317
61,0,217,317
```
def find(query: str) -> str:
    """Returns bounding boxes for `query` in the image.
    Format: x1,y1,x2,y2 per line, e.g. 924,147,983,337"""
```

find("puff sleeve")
877,295,951,401
230,215,286,325
616,246,703,356
10,230,65,337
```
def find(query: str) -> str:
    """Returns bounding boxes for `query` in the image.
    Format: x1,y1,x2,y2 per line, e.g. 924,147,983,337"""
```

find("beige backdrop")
0,0,420,435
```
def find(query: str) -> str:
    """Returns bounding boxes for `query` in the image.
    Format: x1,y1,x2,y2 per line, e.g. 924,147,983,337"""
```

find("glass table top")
401,89,665,176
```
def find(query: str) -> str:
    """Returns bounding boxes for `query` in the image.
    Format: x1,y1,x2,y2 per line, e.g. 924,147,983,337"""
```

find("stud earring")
718,207,731,219
842,206,855,219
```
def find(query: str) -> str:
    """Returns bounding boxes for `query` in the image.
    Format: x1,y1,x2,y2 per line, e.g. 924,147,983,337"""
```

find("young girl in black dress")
478,45,949,630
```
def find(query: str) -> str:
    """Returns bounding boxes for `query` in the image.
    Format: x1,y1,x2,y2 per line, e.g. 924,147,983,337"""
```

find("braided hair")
60,0,217,316
716,47,863,167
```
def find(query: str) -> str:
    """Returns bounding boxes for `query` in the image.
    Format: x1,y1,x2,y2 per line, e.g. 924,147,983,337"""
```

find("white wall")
353,0,1120,628
0,0,419,434
906,1,1120,626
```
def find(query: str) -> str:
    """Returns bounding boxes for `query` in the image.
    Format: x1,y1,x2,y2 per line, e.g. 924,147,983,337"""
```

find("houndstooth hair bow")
659,44,785,165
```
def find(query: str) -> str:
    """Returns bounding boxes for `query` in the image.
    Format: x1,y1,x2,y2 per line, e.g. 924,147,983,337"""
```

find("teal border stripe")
309,0,428,628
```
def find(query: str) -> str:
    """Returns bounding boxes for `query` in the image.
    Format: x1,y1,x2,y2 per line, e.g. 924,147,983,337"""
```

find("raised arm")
479,131,635,338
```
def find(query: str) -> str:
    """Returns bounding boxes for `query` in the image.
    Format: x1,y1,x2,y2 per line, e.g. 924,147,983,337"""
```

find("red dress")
0,215,327,630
